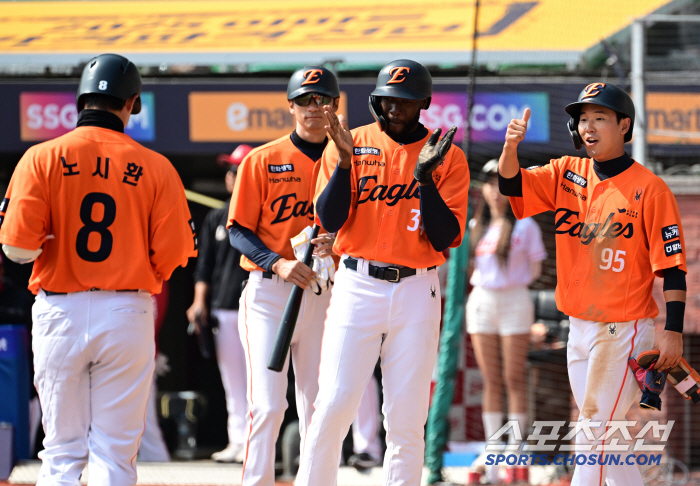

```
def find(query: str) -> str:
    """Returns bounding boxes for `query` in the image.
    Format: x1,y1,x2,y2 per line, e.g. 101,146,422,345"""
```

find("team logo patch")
268,164,294,174
301,69,323,85
662,224,680,242
0,198,8,213
664,240,683,257
608,323,617,336
387,67,410,84
430,285,436,299
354,146,381,156
564,170,587,188
581,82,606,100
634,187,643,202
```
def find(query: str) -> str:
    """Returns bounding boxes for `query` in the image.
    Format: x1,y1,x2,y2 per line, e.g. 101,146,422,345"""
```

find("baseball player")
187,144,252,463
0,53,196,485
226,66,339,486
296,59,470,486
498,83,686,485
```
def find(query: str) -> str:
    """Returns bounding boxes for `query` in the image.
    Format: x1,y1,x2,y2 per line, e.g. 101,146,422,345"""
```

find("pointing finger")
522,108,531,123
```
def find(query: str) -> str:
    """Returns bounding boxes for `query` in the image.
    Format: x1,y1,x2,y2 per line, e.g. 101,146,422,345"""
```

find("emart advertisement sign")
421,92,550,143
646,92,700,145
188,92,347,142
20,92,156,142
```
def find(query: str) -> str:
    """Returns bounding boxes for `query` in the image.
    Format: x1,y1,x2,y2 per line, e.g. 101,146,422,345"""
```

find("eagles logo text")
554,208,633,245
357,176,420,207
270,193,314,224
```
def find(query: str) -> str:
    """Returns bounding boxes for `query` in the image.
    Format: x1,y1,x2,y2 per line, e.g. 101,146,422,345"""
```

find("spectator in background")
186,145,252,463
466,160,546,483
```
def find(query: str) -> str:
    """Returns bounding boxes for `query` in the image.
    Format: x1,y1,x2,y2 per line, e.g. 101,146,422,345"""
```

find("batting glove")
628,356,668,411
291,226,335,294
413,126,457,185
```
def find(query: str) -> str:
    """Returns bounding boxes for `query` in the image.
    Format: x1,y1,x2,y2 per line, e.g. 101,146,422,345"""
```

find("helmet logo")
301,69,324,85
581,82,606,100
387,67,410,84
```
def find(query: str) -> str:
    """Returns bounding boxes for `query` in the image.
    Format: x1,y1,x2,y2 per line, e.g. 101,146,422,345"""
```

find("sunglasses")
293,93,333,107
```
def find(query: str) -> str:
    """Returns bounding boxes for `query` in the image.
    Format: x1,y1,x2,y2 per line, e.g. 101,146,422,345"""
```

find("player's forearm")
419,184,460,252
663,266,686,333
499,144,521,179
228,222,282,272
497,146,523,197
316,165,352,233
192,281,210,306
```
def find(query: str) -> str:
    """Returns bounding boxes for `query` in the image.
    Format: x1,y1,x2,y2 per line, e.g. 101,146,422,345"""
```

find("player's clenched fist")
272,258,316,289
323,106,354,168
504,108,531,147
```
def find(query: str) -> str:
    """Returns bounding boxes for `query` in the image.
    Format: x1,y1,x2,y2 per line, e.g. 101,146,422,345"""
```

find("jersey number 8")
75,192,116,262
600,248,625,273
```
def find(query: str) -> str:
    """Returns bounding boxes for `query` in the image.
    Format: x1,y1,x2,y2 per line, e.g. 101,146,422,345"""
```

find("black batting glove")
414,126,457,185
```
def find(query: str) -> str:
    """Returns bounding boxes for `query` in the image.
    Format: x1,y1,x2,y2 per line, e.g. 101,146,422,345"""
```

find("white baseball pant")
353,374,383,460
567,317,655,486
296,259,441,486
32,290,154,486
237,270,330,486
211,308,247,449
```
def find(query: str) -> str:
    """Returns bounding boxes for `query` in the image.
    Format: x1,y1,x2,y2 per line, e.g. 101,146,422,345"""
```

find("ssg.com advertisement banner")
20,92,156,142
421,92,550,143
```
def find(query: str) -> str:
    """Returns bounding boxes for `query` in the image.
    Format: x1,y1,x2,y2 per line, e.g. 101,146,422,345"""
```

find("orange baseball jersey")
0,126,197,295
510,156,686,322
314,123,470,268
227,134,318,272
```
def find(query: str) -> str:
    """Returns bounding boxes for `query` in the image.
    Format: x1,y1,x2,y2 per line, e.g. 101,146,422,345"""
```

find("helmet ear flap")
567,117,583,150
369,95,387,132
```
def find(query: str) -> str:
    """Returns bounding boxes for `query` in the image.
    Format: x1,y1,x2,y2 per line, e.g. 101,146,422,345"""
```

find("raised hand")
324,106,354,168
504,108,530,147
414,126,457,185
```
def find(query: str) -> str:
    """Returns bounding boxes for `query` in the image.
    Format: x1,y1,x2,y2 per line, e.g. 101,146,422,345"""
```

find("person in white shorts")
466,159,546,483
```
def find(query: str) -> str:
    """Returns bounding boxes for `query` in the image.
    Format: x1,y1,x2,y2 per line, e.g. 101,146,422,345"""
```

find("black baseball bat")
268,224,321,372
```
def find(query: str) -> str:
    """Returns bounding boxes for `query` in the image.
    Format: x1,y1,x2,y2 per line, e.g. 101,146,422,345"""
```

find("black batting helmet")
369,59,432,131
287,66,340,100
564,82,635,149
77,53,142,114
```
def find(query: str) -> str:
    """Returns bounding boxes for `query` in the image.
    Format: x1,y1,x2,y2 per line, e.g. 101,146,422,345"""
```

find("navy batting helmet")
77,53,142,114
564,82,635,149
369,59,433,131
287,66,340,100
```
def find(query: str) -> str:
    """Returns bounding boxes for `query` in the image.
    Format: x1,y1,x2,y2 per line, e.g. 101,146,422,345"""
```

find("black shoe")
347,452,380,471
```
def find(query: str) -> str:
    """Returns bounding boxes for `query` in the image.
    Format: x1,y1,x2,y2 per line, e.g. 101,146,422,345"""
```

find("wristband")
665,300,685,333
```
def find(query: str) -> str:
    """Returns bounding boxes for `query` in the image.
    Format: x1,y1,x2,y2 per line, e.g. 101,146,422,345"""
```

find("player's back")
0,125,195,294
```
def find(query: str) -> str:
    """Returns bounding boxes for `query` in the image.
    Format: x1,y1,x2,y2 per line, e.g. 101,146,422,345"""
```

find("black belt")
262,272,274,279
343,258,435,283
43,288,139,296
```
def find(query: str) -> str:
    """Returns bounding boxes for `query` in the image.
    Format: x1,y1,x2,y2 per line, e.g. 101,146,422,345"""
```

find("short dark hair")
616,111,630,124
80,93,126,112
